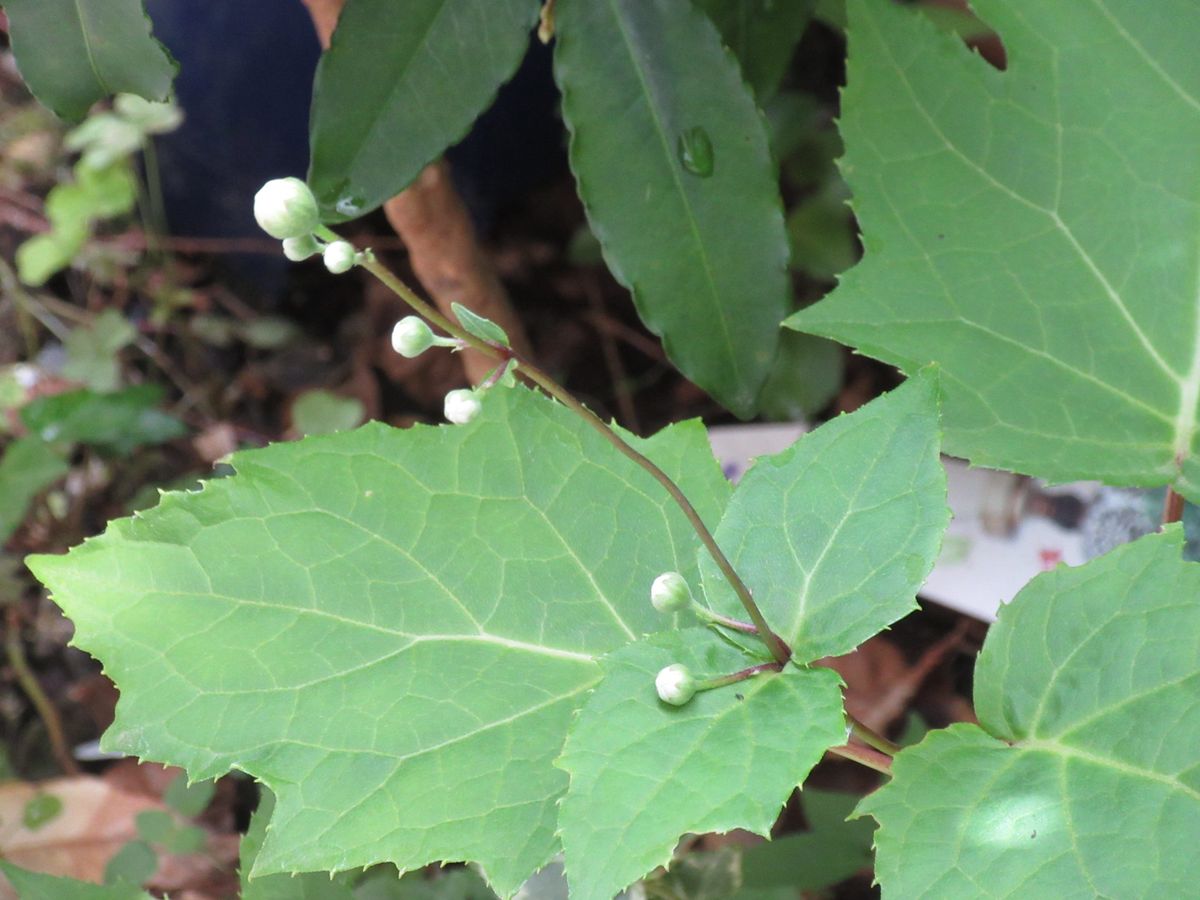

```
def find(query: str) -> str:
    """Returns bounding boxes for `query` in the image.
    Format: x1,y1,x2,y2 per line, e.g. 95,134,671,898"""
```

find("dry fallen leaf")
0,775,162,892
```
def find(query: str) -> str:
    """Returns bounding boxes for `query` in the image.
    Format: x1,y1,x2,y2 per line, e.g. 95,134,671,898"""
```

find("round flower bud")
282,234,321,261
323,240,359,274
391,317,436,358
253,177,319,240
655,664,696,706
650,572,692,614
444,388,482,425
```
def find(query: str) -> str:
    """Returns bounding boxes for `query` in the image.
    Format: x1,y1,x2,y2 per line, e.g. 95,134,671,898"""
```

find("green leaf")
860,528,1200,898
3,0,175,121
102,840,158,889
694,0,814,102
554,0,790,417
1,861,152,899
789,0,1200,498
16,230,87,287
291,390,366,437
0,437,69,545
755,331,843,421
734,791,874,895
29,387,728,895
162,773,214,817
241,790,359,900
63,309,138,392
48,165,138,226
557,628,844,900
785,180,856,281
135,808,175,844
22,791,64,829
452,303,510,349
308,0,539,219
21,386,185,454
702,372,946,661
387,868,499,900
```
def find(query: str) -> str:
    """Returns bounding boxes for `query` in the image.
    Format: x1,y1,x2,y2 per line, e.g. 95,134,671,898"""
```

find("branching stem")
691,602,758,635
360,255,792,665
849,716,902,757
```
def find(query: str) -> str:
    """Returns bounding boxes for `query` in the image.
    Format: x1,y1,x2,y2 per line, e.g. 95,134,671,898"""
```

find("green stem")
359,255,792,665
849,717,901,757
828,742,892,775
697,661,782,691
691,602,757,635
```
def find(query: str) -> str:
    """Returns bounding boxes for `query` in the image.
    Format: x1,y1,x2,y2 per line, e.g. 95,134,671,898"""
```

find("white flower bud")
444,388,482,425
655,664,696,706
391,317,436,358
323,240,359,274
650,572,692,613
253,177,319,240
282,234,321,261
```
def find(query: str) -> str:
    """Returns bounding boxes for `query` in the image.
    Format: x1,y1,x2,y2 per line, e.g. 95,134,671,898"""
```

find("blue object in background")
144,0,321,289
142,2,564,290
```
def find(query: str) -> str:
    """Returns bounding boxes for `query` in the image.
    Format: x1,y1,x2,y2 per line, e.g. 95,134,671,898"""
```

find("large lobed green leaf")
4,0,175,121
860,528,1200,898
556,629,844,900
701,372,947,663
554,0,791,418
308,0,539,219
790,0,1200,498
28,386,728,896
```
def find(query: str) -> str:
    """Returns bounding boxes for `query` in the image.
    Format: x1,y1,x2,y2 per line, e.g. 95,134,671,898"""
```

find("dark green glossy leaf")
694,0,814,101
554,0,790,417
308,0,539,219
4,0,175,121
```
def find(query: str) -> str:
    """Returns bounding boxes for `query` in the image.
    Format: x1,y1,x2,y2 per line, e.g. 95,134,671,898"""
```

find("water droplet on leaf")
677,126,714,177
335,191,366,217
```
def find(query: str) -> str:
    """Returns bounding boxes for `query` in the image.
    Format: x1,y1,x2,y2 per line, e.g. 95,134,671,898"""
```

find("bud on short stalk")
323,240,360,274
391,317,436,358
282,234,321,261
444,388,482,425
655,664,696,706
253,177,320,240
650,572,692,613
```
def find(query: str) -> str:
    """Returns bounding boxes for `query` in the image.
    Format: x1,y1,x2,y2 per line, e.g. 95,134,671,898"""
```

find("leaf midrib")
73,0,107,93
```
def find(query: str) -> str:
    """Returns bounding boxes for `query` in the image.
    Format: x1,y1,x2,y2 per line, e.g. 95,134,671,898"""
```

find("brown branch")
1163,485,1185,526
299,0,533,384
5,606,79,775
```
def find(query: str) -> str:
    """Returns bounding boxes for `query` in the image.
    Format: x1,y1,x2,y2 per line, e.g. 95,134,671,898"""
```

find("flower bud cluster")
254,178,366,275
